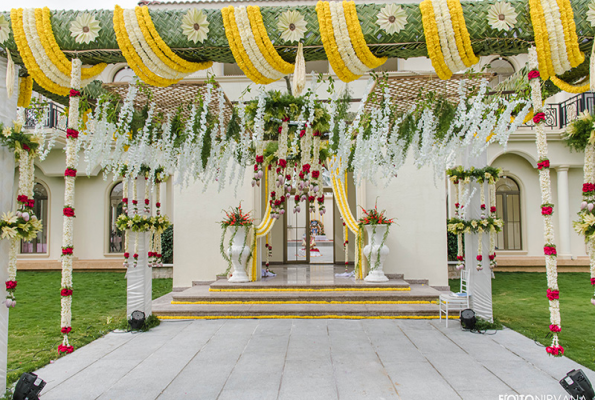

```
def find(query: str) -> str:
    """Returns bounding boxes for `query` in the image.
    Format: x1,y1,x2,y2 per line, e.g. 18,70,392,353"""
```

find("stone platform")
153,265,450,319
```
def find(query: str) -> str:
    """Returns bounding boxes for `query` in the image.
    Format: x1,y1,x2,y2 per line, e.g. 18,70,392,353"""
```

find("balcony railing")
24,102,66,131
523,92,595,131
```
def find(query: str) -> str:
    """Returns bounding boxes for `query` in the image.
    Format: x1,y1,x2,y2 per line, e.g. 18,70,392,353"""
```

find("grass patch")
7,271,172,386
450,272,594,370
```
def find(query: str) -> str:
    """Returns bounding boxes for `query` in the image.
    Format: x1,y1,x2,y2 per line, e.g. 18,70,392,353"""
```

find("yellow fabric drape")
251,167,276,281
329,156,363,279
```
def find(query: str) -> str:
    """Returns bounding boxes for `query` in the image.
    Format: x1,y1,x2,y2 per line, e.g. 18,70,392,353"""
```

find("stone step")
172,284,440,304
152,301,450,319
208,278,411,292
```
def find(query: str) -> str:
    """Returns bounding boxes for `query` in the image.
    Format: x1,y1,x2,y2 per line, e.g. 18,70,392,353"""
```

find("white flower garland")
540,0,569,74
330,2,368,76
430,0,459,73
234,7,284,81
529,47,562,354
477,231,483,271
59,58,82,353
434,0,466,71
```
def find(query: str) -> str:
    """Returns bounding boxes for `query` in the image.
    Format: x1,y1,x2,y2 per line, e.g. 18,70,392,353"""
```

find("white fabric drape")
0,56,19,389
463,147,494,322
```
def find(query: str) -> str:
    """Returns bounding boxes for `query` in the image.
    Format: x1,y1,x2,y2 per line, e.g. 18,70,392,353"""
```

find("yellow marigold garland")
549,76,590,93
221,6,273,84
38,8,107,81
342,1,386,70
113,5,180,87
555,0,584,68
316,1,361,82
11,8,69,96
419,0,451,80
529,0,556,79
446,0,478,67
17,76,33,108
246,6,294,75
136,6,212,74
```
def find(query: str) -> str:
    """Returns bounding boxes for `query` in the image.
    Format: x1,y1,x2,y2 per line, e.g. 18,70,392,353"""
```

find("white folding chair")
439,268,471,327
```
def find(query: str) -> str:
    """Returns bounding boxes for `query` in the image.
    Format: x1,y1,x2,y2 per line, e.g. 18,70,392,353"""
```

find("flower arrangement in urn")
220,205,254,283
357,204,394,282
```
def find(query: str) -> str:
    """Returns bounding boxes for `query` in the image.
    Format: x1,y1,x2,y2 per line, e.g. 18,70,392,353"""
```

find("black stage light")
13,372,45,400
460,309,477,330
560,369,595,400
128,310,146,330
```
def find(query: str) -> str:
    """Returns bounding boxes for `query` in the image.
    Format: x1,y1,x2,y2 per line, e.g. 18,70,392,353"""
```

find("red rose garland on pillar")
528,49,563,356
59,59,83,354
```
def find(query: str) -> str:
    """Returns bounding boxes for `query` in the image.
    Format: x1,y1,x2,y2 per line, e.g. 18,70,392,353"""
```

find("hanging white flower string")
58,58,82,355
528,47,563,357
476,230,483,271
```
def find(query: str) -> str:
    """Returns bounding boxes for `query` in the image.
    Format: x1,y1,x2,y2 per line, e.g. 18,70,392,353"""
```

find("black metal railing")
24,102,66,131
523,92,595,130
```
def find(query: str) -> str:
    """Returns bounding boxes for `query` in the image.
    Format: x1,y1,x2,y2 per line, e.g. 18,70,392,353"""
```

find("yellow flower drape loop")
549,76,590,94
222,6,293,85
17,76,33,108
419,0,479,80
528,0,584,80
37,8,107,82
10,8,105,96
114,5,188,87
135,6,212,74
316,1,386,83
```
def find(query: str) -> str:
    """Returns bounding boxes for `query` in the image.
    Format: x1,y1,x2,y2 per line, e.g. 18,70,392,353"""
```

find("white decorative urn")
363,224,390,282
227,226,251,283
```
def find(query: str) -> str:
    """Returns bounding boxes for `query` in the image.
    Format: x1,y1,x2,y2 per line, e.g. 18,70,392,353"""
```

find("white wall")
366,160,449,287
173,169,255,288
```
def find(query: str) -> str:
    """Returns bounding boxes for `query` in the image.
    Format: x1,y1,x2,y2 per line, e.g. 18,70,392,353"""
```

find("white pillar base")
228,270,250,283
364,270,389,282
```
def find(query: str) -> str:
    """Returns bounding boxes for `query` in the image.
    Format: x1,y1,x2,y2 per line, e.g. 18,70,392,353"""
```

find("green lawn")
7,271,172,386
450,272,595,370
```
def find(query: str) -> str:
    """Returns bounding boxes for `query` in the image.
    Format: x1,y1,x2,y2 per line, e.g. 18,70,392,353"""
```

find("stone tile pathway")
35,319,594,400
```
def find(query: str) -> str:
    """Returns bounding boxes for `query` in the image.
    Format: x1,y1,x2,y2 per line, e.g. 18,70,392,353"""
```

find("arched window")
112,67,135,83
487,58,515,87
21,182,48,254
109,182,126,253
496,177,522,250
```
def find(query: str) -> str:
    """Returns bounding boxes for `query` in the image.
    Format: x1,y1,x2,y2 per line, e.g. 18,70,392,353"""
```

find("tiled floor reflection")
286,242,334,264
270,265,343,285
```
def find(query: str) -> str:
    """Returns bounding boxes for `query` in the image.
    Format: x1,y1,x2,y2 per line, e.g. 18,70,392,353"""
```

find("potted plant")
220,205,253,283
358,204,394,282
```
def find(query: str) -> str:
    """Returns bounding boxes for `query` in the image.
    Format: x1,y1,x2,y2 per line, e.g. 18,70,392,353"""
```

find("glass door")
310,189,334,264
284,196,310,263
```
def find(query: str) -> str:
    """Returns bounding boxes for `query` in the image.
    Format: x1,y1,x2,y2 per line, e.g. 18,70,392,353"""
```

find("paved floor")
35,319,593,400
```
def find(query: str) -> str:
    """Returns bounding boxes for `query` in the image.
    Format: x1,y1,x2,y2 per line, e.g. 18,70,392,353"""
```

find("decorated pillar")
528,47,563,356
0,54,18,392
125,176,152,317
463,148,494,323
59,59,83,354
556,166,571,257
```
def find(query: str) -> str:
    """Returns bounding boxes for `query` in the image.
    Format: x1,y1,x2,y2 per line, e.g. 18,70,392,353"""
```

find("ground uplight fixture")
13,372,46,400
559,369,595,400
128,310,146,330
460,309,477,330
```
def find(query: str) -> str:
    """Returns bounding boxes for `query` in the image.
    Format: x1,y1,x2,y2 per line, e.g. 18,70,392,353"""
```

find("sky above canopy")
0,0,139,12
